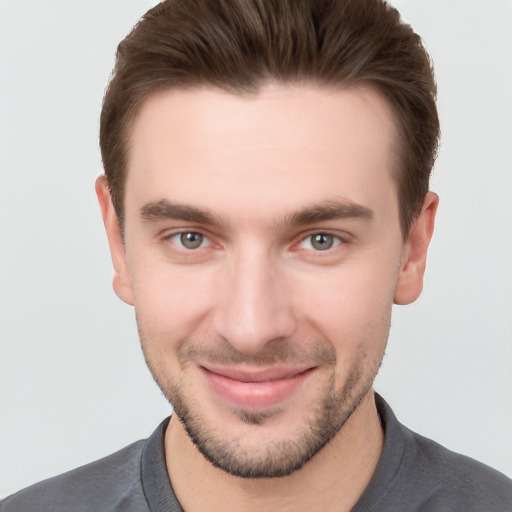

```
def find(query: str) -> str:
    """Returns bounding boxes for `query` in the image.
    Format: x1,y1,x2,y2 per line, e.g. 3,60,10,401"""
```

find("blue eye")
299,233,341,251
171,232,208,250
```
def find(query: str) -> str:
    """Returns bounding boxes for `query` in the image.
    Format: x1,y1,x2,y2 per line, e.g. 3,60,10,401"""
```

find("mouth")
199,364,316,411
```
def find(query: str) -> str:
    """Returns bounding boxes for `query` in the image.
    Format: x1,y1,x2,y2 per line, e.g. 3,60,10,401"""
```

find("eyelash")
297,232,343,252
163,230,345,253
166,231,211,251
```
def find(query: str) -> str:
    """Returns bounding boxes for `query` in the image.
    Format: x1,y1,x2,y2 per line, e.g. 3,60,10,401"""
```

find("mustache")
178,338,336,367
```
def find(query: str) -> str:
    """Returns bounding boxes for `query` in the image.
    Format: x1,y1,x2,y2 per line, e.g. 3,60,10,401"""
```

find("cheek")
129,262,217,341
293,258,398,346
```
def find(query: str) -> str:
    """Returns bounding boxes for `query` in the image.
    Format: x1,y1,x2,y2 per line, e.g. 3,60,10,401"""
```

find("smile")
199,365,316,411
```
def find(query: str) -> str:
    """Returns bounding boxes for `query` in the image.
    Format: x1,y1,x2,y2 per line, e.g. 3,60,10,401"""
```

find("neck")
165,390,383,512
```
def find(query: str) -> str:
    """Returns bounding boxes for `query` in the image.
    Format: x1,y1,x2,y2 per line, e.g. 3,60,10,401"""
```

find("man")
2,0,511,510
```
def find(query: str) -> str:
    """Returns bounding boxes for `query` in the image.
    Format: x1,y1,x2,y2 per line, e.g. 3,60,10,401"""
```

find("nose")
213,247,296,355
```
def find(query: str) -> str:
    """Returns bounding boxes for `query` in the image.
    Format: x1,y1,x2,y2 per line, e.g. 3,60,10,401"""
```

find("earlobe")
95,176,134,306
394,192,439,305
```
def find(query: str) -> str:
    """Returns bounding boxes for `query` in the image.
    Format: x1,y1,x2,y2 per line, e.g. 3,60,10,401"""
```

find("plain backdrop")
1,0,511,498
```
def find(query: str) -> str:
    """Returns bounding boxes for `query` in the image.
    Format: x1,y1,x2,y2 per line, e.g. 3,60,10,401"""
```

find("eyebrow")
140,199,222,225
139,198,373,227
284,200,374,226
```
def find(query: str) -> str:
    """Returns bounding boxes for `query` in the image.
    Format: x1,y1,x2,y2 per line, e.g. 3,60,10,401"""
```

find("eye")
299,233,342,251
170,231,209,250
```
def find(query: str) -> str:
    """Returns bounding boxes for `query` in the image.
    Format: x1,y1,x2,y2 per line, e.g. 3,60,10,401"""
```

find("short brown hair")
100,0,439,237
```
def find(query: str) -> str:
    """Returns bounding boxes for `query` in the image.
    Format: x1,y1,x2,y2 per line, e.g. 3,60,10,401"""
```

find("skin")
97,83,438,511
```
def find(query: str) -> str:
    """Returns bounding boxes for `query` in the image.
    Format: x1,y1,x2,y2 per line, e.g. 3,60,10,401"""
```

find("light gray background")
1,0,511,498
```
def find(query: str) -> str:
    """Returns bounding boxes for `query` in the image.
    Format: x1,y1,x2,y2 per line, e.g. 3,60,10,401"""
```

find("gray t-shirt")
2,394,511,511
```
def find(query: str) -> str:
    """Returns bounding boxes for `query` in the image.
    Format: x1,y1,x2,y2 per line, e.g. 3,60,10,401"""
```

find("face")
98,83,436,478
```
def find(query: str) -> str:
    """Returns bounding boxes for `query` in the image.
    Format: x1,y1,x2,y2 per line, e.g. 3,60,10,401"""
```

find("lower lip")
201,367,314,410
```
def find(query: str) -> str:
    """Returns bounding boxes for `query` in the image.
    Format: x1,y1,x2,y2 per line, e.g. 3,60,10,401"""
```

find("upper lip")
200,364,314,383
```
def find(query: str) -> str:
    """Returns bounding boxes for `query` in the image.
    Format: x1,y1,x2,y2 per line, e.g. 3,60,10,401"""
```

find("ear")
394,192,439,305
95,175,134,305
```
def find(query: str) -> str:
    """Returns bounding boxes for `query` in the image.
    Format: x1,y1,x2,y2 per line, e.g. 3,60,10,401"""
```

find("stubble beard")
140,329,387,479
166,358,373,478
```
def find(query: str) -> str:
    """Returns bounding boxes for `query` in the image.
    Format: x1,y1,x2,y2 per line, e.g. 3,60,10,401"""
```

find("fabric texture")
2,394,511,511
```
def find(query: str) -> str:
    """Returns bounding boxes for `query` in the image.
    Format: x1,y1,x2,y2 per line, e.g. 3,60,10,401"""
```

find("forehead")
125,83,400,224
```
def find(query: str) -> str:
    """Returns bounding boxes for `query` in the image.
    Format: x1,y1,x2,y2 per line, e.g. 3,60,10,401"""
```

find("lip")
199,364,315,410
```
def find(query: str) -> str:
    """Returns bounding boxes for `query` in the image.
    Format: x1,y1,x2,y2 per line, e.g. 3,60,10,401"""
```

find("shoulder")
409,430,512,510
366,394,512,512
0,440,148,512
